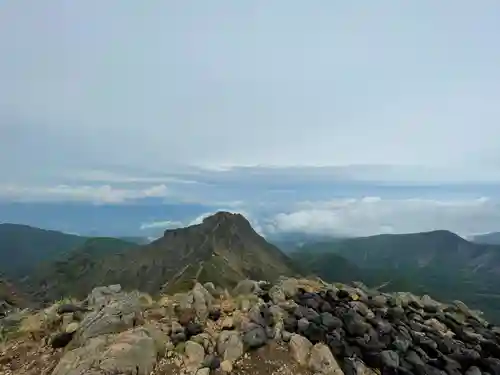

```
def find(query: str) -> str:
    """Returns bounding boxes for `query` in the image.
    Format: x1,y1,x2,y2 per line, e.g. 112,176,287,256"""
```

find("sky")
1,1,500,238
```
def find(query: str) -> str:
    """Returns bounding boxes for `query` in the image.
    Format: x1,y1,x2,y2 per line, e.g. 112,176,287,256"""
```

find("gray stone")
74,292,142,345
86,285,123,307
192,283,212,322
184,340,206,370
289,333,312,366
242,325,268,349
269,285,287,304
371,295,387,308
465,366,481,375
196,368,211,375
282,330,293,342
217,330,243,362
281,278,300,298
381,350,400,368
298,318,310,332
232,279,260,296
308,343,344,374
52,327,159,375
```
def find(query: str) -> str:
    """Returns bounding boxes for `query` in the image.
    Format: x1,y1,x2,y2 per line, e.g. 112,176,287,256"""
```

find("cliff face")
2,277,500,375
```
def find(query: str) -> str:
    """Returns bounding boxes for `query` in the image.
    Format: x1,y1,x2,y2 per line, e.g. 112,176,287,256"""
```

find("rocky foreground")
1,278,500,375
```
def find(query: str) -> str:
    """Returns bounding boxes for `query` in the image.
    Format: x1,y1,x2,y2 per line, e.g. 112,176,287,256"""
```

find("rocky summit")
2,277,500,375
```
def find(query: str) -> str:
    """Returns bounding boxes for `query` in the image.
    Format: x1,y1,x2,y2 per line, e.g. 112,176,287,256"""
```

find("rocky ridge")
1,277,500,375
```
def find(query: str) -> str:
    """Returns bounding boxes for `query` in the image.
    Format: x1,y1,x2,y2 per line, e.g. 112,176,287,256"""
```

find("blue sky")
1,2,500,237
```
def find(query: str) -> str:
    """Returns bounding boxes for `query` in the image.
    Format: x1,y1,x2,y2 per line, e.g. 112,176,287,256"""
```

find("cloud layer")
266,197,496,237
2,2,500,237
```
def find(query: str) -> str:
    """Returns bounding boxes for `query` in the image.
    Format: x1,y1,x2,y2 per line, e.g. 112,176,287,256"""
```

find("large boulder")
73,291,143,345
52,327,160,375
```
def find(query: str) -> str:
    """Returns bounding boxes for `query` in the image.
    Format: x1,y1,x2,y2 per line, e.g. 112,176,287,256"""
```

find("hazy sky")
1,2,500,236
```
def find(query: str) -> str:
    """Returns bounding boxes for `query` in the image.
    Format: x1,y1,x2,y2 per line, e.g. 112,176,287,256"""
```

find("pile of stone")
4,277,500,375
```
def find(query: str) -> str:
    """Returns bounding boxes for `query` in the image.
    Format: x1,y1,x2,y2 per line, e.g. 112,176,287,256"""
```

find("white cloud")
72,170,200,185
268,197,499,237
0,184,169,203
140,220,184,230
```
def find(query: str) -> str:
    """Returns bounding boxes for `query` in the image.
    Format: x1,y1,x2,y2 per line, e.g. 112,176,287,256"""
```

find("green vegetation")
19,212,298,302
0,224,88,279
293,230,500,322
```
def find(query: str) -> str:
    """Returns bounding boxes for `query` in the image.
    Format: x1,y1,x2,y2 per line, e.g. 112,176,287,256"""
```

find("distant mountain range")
1,215,500,322
291,230,500,321
471,232,500,245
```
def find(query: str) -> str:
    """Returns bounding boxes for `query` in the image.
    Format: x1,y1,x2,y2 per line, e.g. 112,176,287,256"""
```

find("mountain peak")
201,211,248,225
24,211,298,300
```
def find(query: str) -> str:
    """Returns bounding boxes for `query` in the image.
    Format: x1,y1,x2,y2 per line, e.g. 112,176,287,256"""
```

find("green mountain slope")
0,224,88,279
25,212,299,302
23,237,138,302
295,230,500,321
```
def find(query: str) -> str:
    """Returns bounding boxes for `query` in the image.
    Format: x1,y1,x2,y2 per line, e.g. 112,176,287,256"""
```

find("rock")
242,325,268,349
196,368,211,375
269,285,287,304
208,308,221,321
202,353,221,369
220,359,233,373
465,366,482,375
203,282,218,296
308,343,344,374
178,307,196,326
221,299,236,313
86,284,122,307
217,330,244,362
145,307,168,320
192,282,213,321
57,304,88,315
281,278,300,298
421,295,441,312
370,295,387,308
233,279,260,296
295,305,320,321
50,332,75,348
52,327,159,375
143,323,171,357
425,318,448,333
282,330,293,342
74,291,143,345
239,297,251,313
65,321,80,333
289,333,313,366
344,358,380,374
380,350,399,368
343,311,370,337
320,312,342,330
186,321,204,337
221,316,234,330
192,333,214,353
298,317,310,332
248,304,267,327
185,340,206,370
349,301,372,317
171,331,187,345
